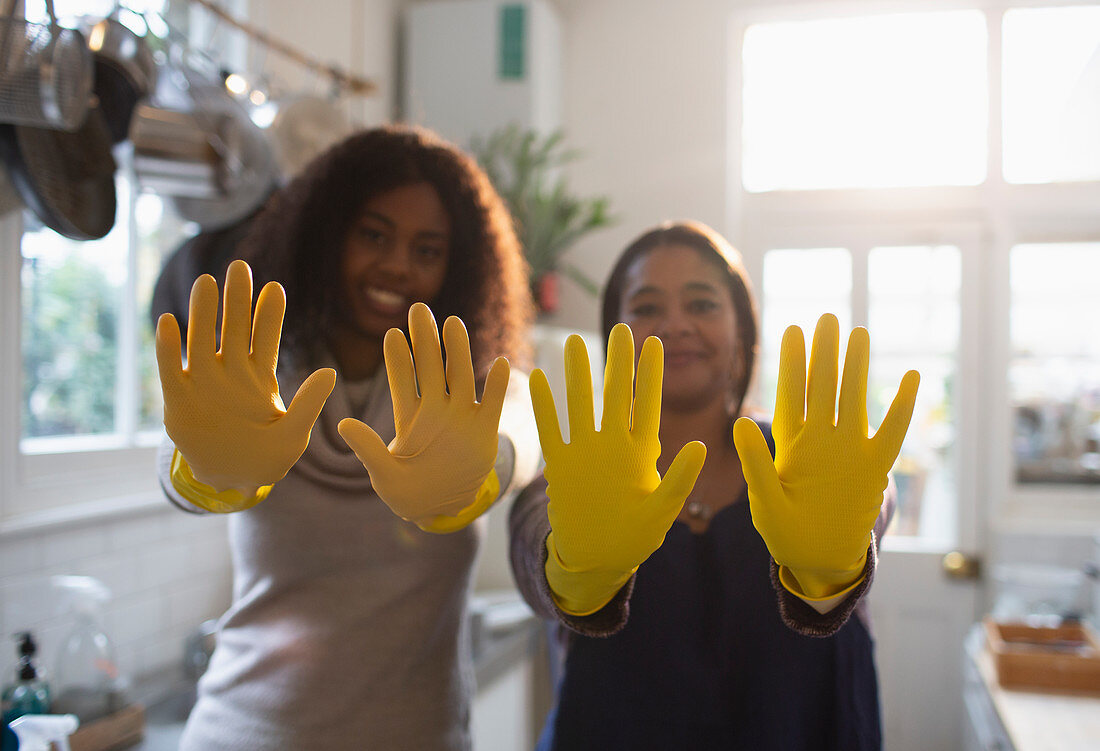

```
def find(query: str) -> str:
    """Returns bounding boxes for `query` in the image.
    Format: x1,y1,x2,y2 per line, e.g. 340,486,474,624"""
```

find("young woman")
510,220,918,750
153,125,538,751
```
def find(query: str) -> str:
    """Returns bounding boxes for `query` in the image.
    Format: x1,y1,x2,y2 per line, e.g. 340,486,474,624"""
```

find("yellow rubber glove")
733,314,919,601
338,303,509,533
532,323,707,616
155,259,337,510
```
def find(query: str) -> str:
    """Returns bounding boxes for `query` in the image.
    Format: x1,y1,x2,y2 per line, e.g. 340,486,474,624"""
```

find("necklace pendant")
686,500,713,521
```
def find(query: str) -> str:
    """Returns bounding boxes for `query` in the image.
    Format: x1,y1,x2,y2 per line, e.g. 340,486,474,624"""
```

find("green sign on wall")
499,4,526,80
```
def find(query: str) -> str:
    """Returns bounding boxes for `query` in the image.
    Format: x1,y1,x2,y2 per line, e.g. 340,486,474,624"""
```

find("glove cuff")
777,560,867,602
171,450,272,514
415,469,500,534
544,536,636,617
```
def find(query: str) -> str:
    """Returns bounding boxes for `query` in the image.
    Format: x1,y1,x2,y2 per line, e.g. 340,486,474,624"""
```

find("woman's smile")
362,286,408,316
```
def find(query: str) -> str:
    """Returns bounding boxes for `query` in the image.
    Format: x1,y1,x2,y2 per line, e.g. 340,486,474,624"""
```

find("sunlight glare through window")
742,11,988,191
1003,6,1100,184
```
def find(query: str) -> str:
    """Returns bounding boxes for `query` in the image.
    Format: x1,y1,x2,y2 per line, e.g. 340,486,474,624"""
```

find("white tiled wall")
0,507,232,690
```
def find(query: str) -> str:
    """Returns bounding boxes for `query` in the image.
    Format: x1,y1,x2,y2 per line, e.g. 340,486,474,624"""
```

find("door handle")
942,551,982,580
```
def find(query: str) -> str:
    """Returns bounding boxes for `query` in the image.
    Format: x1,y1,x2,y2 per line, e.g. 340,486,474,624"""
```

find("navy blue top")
541,428,882,750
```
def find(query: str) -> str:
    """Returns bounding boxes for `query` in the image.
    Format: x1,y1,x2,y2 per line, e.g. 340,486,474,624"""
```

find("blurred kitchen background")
1,0,1099,749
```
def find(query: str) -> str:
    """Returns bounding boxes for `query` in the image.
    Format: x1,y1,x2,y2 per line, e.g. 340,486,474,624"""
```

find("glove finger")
443,316,476,403
806,314,839,425
601,323,634,432
251,281,287,377
564,334,595,440
282,367,336,438
872,369,920,466
529,368,564,460
186,274,220,370
155,313,184,395
733,417,788,543
732,416,783,503
383,328,418,426
479,356,510,427
338,417,392,474
631,335,664,440
837,326,870,437
646,440,707,521
219,260,254,365
408,302,445,402
773,325,806,442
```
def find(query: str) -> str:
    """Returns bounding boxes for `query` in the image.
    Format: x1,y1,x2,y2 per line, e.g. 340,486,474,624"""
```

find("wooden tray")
984,617,1100,694
65,703,144,751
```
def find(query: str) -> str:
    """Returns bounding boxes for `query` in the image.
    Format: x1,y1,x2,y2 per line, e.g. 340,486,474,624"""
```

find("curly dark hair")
600,220,759,419
240,125,533,374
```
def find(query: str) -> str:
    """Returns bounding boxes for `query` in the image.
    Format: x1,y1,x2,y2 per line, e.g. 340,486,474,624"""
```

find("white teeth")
366,287,405,307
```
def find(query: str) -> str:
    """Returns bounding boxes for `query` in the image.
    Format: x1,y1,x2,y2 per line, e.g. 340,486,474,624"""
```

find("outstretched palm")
338,303,509,524
734,314,919,598
156,259,335,492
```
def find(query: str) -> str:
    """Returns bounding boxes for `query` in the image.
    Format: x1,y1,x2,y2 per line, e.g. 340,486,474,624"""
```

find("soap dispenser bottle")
1,633,52,725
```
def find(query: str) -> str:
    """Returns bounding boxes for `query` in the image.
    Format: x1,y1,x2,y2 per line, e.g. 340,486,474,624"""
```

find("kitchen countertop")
965,624,1100,751
124,599,541,751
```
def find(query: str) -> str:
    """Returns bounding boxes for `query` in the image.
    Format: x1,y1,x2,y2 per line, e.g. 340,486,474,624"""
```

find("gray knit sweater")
158,363,539,751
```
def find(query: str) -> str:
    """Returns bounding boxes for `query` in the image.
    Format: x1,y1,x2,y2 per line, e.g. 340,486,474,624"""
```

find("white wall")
0,512,232,689
255,0,403,126
403,0,563,150
541,0,751,331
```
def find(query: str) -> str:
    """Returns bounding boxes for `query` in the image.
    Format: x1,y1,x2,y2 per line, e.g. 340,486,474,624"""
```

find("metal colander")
0,0,92,131
0,99,117,240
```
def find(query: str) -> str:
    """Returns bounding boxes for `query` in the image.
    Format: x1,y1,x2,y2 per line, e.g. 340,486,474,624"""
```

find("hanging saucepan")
0,97,117,240
80,7,157,143
129,101,226,199
171,79,279,232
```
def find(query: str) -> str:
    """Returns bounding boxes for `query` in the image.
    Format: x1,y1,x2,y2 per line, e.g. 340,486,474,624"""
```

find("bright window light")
756,248,851,414
1003,6,1100,184
742,11,988,191
868,246,960,542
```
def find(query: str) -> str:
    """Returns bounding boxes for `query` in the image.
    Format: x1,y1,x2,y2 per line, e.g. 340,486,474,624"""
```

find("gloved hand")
733,314,919,601
532,323,707,616
156,259,336,509
338,303,509,533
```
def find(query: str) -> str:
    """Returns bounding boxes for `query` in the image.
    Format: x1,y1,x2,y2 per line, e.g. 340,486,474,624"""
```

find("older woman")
510,220,918,750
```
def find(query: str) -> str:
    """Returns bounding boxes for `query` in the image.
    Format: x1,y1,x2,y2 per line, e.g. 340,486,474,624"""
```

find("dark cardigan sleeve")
508,473,635,637
771,477,898,637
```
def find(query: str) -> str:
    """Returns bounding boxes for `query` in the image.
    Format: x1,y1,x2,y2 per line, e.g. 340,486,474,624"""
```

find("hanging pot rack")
185,0,376,97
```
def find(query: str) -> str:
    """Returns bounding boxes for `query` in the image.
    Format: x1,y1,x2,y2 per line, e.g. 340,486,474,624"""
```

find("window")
867,246,960,542
1010,243,1100,484
1002,6,1100,184
736,2,1100,536
758,248,851,416
1,0,242,525
757,244,961,543
742,10,987,191
20,184,183,448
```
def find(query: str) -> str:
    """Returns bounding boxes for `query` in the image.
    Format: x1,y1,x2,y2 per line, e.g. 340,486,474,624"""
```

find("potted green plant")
470,124,613,314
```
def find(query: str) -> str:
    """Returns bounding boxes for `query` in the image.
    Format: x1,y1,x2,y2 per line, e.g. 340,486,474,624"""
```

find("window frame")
0,0,250,532
728,0,1100,538
0,204,165,533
